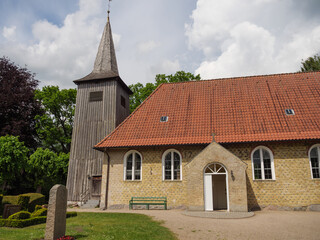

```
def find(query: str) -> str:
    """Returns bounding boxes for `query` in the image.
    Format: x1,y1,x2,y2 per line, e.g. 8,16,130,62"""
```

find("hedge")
0,216,47,228
34,205,42,211
0,211,77,228
17,196,30,211
22,193,45,212
8,211,31,220
2,193,45,212
31,208,47,217
0,194,3,215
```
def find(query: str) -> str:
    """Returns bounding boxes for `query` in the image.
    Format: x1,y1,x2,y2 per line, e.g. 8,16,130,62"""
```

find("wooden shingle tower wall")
66,16,132,202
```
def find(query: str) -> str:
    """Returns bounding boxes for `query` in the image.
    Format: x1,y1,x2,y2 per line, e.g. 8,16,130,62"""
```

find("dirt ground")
72,208,320,240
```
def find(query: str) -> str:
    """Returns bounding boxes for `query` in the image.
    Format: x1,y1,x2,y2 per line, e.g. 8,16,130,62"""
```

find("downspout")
103,150,110,210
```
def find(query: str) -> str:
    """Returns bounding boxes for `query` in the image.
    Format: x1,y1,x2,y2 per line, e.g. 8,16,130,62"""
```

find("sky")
0,0,320,89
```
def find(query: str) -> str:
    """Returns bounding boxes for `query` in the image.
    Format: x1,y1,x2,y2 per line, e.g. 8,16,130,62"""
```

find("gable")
95,71,320,149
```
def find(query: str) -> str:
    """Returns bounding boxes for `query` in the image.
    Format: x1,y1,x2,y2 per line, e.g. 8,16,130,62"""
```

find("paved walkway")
70,208,320,240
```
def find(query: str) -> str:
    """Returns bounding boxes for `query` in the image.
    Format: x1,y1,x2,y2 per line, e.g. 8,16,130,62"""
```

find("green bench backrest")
131,197,166,201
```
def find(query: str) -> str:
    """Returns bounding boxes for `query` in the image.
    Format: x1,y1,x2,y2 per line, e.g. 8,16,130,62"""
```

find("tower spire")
74,0,119,82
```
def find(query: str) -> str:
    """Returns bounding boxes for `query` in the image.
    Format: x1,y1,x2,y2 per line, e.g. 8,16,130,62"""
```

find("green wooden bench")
129,197,167,210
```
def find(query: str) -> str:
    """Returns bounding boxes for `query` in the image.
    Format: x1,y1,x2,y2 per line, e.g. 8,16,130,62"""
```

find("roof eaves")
94,83,166,149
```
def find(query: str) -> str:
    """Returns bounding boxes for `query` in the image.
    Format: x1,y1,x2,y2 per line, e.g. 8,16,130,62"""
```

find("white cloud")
1,0,108,88
2,26,16,40
186,0,320,79
138,40,159,54
196,22,276,78
150,59,181,76
1,0,320,88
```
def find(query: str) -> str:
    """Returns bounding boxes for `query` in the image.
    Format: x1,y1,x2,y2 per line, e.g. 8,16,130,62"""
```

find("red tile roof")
95,71,320,149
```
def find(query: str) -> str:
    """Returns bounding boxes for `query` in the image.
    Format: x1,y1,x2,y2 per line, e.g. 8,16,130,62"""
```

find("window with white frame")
251,146,275,180
162,149,182,180
124,150,142,181
309,145,320,179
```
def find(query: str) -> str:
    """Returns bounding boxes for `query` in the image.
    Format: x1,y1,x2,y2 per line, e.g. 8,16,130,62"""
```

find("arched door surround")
204,163,229,211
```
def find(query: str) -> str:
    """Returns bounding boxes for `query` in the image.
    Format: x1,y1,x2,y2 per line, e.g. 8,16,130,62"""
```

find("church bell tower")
66,12,132,202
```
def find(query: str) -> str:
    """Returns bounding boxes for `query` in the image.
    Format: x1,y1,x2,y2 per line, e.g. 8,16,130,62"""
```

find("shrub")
26,193,45,212
31,208,47,217
0,216,46,228
34,205,42,211
66,212,77,218
0,194,3,215
17,195,30,211
3,193,46,212
8,211,31,220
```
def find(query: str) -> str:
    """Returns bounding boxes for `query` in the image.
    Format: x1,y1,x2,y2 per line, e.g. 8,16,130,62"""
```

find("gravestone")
2,204,21,219
45,184,67,240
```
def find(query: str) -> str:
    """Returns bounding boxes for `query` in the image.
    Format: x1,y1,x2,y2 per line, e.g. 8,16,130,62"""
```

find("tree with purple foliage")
0,57,41,148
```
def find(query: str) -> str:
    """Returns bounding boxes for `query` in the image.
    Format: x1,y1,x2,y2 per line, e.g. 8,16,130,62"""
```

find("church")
67,14,320,212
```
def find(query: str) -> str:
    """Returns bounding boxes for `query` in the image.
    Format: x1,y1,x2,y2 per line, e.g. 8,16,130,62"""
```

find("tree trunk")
36,185,42,193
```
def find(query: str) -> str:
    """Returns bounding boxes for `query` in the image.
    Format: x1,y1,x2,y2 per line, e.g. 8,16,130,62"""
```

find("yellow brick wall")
102,146,204,208
101,141,320,209
225,141,320,209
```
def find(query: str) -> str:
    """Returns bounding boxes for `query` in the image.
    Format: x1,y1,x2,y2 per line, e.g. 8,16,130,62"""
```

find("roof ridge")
161,71,320,85
94,83,166,148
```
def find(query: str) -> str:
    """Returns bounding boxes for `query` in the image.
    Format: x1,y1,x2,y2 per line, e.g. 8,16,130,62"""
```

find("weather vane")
107,0,112,19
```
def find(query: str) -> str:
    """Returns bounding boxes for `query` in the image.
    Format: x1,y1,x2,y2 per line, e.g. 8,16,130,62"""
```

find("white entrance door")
204,163,228,211
204,174,213,211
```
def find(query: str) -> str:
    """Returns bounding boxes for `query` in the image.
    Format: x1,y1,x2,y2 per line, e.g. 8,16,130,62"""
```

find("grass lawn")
0,212,177,240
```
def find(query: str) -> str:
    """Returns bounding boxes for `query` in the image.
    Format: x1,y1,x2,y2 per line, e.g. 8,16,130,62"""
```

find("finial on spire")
107,0,112,22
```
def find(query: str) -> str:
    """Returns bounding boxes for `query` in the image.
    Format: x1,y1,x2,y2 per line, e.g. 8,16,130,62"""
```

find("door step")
80,199,100,209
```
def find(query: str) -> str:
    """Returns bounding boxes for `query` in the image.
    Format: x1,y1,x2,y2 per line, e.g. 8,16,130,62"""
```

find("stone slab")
183,210,254,219
307,204,320,212
2,204,21,219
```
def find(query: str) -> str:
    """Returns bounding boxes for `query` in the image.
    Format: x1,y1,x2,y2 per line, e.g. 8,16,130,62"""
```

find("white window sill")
162,180,183,182
311,178,320,181
253,179,276,181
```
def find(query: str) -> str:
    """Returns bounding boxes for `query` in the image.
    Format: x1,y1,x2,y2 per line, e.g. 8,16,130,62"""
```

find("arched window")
309,145,320,179
162,149,182,181
251,146,275,180
124,150,142,181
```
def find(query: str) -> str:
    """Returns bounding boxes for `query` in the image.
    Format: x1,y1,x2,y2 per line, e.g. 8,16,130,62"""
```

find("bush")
8,211,31,220
0,216,46,228
31,208,47,217
3,193,45,211
66,212,77,218
34,205,42,211
0,194,3,215
17,195,30,211
26,193,45,212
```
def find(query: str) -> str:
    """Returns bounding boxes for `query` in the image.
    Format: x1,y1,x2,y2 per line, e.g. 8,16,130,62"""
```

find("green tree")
301,55,320,72
0,135,29,192
27,148,69,194
34,86,77,154
0,57,41,148
129,71,200,112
